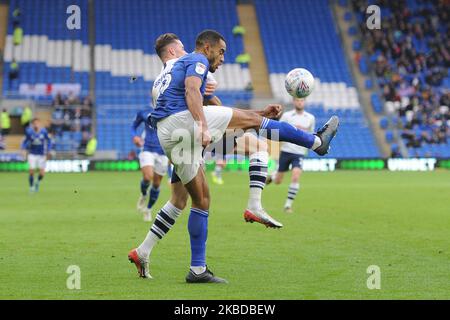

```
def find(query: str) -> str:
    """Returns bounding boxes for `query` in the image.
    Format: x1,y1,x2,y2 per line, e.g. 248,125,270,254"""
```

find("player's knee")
143,172,152,182
152,177,162,189
171,194,187,210
191,194,209,211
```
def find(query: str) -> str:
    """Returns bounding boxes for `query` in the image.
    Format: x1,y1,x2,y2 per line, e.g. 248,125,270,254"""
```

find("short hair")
154,33,180,58
195,30,225,49
31,117,39,123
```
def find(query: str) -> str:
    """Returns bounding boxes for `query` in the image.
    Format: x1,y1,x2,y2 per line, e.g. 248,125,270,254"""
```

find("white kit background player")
21,118,52,192
267,97,315,213
132,107,169,221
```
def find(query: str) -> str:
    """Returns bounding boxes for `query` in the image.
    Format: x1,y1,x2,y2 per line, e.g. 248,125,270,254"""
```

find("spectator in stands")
50,107,64,137
12,7,21,24
0,133,5,150
66,91,80,105
53,93,64,107
391,144,401,158
21,105,32,129
83,96,93,109
1,109,11,136
13,21,23,46
9,59,19,88
232,25,246,36
352,0,449,155
85,134,97,157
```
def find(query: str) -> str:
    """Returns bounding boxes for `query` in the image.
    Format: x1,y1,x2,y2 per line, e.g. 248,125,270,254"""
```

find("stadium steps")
35,109,52,128
332,2,390,157
4,134,22,151
0,3,8,94
236,3,272,98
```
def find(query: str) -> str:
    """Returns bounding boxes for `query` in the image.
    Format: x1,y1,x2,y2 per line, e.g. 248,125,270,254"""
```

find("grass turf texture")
0,171,449,299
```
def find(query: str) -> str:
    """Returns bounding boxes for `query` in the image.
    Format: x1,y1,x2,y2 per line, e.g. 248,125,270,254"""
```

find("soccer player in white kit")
267,97,315,213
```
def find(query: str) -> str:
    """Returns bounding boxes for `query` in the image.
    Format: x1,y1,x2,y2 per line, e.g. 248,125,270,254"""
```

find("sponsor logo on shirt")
195,62,207,75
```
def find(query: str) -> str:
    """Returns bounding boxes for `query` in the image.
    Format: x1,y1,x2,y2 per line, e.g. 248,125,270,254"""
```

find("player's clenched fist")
201,126,212,148
263,104,283,119
133,136,144,147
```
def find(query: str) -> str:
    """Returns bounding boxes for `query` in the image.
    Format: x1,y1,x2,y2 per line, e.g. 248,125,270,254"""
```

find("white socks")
137,201,182,260
312,136,322,150
247,151,269,212
190,266,206,275
285,183,300,208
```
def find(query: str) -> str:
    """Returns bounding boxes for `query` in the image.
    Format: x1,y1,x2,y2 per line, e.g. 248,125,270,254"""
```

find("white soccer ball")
285,68,315,98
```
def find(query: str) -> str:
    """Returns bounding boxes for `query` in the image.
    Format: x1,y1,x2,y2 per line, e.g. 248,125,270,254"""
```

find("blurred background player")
205,74,226,185
131,108,168,221
21,118,52,193
267,97,315,213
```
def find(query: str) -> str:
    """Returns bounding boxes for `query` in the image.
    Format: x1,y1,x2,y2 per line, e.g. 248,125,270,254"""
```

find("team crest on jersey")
195,62,206,75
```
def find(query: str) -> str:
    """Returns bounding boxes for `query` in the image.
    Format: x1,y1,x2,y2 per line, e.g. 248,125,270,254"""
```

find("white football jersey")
152,58,178,107
279,110,315,155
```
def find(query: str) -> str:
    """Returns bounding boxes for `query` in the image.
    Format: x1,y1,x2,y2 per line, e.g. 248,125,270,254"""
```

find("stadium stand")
350,0,449,158
1,0,406,159
2,0,91,155
94,0,252,157
3,0,90,98
255,0,381,158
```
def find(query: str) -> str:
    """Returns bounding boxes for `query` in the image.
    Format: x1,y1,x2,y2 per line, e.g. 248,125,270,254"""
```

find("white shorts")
157,106,233,184
139,151,169,176
28,154,46,170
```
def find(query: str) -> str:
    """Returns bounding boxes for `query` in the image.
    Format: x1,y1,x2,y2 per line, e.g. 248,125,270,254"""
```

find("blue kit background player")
21,118,52,192
131,108,169,222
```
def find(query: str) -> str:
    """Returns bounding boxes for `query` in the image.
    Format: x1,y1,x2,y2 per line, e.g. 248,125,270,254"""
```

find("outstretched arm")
131,112,144,147
233,104,283,120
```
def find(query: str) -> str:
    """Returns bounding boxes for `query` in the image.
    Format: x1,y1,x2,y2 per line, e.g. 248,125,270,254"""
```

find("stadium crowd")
353,0,449,152
50,93,93,154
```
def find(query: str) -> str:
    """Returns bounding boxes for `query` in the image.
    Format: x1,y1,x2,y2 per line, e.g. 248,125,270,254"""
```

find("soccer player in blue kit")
131,108,169,221
130,30,339,283
21,118,52,192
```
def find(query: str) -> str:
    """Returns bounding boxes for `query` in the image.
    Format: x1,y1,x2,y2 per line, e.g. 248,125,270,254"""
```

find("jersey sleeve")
310,115,316,132
185,54,209,80
279,112,288,123
21,131,31,150
131,111,143,137
203,72,216,100
44,130,52,152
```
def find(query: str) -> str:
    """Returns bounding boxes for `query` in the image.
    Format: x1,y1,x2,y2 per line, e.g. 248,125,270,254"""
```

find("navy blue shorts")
278,151,304,172
209,133,238,159
171,169,181,184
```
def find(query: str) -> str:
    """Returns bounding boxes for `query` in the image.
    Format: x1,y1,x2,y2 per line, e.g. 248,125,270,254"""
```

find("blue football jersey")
151,52,209,121
131,108,165,155
21,127,52,155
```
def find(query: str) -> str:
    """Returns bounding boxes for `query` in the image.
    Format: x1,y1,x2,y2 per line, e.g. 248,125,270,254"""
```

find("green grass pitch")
0,170,449,299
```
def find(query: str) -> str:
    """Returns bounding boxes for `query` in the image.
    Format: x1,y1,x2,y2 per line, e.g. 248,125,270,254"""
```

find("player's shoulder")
304,110,315,119
181,52,208,65
41,128,49,134
284,109,295,116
